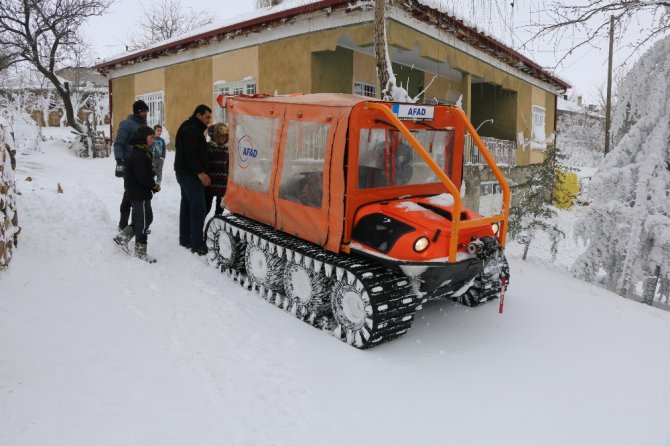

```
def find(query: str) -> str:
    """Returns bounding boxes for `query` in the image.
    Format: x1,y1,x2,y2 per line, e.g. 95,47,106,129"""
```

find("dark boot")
191,246,208,256
113,226,135,254
134,242,156,263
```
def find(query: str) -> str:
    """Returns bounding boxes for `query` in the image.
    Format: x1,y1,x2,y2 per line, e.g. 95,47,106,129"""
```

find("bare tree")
0,51,11,73
126,0,214,51
0,0,112,131
532,1,670,66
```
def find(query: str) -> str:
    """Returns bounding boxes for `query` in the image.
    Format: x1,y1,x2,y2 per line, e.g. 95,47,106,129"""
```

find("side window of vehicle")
231,114,278,193
358,128,389,189
279,120,330,209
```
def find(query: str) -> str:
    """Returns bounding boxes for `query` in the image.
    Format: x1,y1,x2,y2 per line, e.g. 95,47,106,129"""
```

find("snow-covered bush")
557,109,605,168
0,119,20,269
0,89,41,152
509,145,568,261
573,36,670,301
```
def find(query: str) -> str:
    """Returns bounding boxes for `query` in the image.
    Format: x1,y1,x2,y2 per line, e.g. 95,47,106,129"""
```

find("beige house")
95,0,569,169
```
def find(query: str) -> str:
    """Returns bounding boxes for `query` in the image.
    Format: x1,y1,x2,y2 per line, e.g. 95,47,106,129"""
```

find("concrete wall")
462,164,534,211
212,46,259,84
164,58,213,137
424,73,462,104
111,76,135,138
134,69,165,95
312,47,354,94
353,51,379,92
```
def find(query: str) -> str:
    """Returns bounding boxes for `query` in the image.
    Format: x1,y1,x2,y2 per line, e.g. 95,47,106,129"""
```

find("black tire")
283,261,332,319
205,216,246,271
245,243,286,292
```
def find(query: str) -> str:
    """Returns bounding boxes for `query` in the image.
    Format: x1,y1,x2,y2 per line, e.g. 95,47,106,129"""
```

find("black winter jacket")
124,144,157,200
174,116,209,175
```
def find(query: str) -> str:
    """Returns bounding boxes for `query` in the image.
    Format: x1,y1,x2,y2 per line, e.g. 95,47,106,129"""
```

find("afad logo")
236,135,258,169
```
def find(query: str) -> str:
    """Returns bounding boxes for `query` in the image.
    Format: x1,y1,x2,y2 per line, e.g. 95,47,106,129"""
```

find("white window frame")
135,91,164,128
353,81,377,98
213,79,257,123
532,105,546,129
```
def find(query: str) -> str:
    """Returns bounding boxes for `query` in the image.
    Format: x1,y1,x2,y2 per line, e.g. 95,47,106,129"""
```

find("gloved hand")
152,183,161,193
115,159,124,178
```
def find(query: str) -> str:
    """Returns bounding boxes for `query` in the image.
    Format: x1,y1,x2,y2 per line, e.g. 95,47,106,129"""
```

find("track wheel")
284,261,332,319
331,280,373,346
453,278,488,307
205,217,246,271
245,242,286,292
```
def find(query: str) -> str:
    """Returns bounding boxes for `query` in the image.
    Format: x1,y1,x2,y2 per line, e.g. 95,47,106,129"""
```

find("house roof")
94,0,570,91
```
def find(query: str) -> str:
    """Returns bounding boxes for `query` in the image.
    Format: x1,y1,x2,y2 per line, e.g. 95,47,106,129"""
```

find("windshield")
357,128,454,189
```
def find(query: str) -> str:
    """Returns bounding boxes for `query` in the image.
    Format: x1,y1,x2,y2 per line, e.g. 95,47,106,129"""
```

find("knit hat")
208,122,229,139
133,100,149,115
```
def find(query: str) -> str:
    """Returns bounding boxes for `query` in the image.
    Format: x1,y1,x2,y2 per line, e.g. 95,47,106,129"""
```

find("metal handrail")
365,103,511,262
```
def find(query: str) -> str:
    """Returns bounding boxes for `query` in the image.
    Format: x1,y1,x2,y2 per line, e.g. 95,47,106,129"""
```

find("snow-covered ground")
2,135,670,446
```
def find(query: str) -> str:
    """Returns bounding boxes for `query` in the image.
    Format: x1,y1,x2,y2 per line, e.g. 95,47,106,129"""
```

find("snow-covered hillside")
1,136,670,446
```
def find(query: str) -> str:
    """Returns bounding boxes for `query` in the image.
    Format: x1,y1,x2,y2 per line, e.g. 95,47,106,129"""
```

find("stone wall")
0,122,19,269
462,164,535,211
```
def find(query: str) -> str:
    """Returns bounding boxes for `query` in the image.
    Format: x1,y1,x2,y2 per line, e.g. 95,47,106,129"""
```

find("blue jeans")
176,172,206,250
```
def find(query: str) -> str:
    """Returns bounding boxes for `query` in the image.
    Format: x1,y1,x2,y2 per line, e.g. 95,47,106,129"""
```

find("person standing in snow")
115,125,161,263
205,122,229,216
174,104,212,255
113,100,149,230
152,124,166,184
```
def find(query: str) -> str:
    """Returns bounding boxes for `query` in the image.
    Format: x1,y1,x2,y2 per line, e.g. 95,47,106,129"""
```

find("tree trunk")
642,265,660,306
659,277,670,304
522,239,531,261
374,0,392,100
60,81,80,132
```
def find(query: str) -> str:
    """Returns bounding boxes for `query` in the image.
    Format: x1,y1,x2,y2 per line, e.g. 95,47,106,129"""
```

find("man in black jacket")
113,100,149,230
174,104,212,255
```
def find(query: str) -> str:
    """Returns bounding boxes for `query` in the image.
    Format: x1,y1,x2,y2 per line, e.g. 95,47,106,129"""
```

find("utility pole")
604,15,614,156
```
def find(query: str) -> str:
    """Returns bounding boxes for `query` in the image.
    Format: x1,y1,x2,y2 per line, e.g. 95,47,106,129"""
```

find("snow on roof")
99,0,326,65
558,97,583,113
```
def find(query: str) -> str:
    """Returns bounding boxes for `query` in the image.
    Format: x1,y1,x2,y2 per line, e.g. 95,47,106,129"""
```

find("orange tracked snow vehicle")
205,93,510,348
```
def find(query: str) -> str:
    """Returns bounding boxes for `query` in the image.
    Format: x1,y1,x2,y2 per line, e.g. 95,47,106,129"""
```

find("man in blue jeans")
174,104,212,255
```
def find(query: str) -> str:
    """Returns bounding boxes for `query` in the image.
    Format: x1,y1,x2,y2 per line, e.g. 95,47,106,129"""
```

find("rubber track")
211,214,421,348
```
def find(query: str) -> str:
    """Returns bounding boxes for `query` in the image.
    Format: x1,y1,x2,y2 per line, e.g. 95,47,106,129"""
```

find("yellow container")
554,170,579,208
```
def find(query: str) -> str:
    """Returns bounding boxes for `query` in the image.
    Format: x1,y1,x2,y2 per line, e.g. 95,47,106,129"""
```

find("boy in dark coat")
114,125,161,263
205,122,229,215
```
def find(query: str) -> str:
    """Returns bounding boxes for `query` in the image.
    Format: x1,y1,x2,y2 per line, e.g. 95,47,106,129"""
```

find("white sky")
84,0,660,104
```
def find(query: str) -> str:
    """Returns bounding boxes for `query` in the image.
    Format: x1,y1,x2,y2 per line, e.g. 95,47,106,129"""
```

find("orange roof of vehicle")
234,93,378,108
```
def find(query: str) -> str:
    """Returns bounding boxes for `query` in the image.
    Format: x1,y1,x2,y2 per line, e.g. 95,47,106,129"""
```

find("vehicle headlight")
414,236,430,252
491,223,500,235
